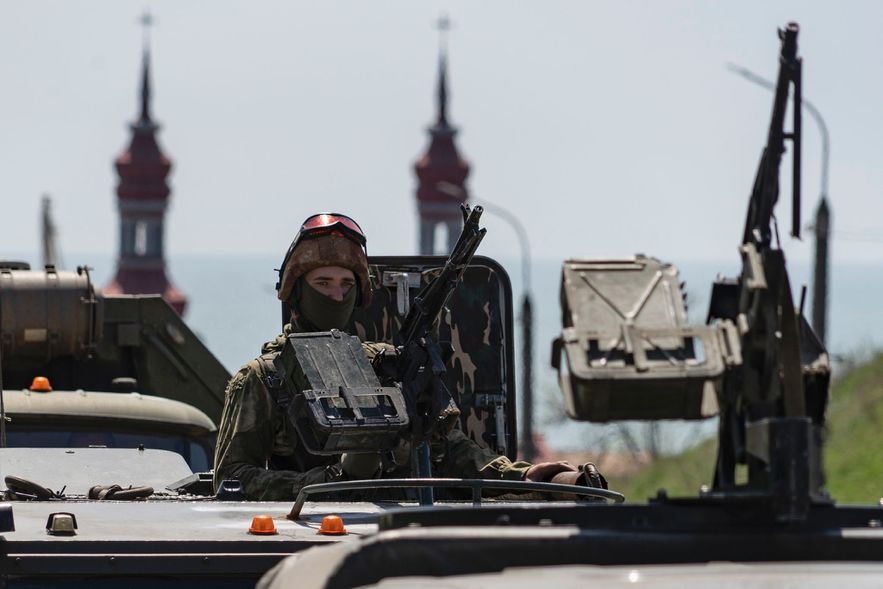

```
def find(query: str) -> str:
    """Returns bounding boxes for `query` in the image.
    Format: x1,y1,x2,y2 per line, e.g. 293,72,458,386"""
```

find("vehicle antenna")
0,338,6,448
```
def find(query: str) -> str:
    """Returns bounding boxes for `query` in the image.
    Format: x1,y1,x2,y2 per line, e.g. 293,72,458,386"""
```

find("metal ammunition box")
553,256,736,422
279,330,408,454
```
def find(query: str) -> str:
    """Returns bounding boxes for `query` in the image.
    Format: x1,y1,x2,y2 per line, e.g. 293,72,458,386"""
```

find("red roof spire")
103,13,187,316
436,51,449,128
139,47,152,124
414,14,471,255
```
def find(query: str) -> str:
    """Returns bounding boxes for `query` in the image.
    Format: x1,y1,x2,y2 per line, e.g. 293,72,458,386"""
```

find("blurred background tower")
413,15,470,255
103,14,187,316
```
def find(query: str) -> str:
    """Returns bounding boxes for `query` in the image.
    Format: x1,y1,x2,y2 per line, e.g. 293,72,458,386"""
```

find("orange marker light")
30,376,52,392
248,515,277,535
318,515,347,535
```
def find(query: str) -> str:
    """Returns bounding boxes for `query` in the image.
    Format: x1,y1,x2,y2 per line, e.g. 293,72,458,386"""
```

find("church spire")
137,11,154,126
139,48,152,124
104,11,187,316
413,14,471,255
435,14,451,129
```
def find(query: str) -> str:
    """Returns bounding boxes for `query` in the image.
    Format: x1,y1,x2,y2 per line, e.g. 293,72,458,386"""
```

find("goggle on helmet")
276,213,371,307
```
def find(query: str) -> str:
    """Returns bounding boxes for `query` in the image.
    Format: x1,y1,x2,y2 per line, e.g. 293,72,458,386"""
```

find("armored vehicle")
0,262,229,470
255,22,883,589
0,251,617,587
0,263,230,424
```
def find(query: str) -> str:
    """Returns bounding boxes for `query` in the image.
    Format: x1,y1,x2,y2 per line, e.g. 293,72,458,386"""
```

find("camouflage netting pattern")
350,262,515,459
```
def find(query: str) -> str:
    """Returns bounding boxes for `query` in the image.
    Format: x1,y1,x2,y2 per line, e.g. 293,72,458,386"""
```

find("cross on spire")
436,13,451,54
139,10,154,48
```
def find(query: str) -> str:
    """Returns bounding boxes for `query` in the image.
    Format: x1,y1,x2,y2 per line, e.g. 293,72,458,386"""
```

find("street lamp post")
727,63,831,345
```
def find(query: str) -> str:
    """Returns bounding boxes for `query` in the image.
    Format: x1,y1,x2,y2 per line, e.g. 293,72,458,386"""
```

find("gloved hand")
340,452,382,480
369,345,399,385
524,461,578,482
550,462,608,487
526,461,608,500
551,462,608,501
579,462,608,490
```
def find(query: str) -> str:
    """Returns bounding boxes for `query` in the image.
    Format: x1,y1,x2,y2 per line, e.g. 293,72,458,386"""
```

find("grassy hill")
614,353,883,504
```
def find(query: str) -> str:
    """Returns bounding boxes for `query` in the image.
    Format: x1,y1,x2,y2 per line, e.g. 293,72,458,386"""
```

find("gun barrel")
400,205,486,343
742,23,802,247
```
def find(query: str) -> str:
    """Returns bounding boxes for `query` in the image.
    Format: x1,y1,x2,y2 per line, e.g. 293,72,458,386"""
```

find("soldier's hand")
340,452,382,480
578,462,608,490
548,462,608,490
369,345,399,385
525,461,577,483
554,463,609,501
526,461,608,501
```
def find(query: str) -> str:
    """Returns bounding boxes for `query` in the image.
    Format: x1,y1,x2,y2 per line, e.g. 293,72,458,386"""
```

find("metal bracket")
473,393,508,456
382,272,421,317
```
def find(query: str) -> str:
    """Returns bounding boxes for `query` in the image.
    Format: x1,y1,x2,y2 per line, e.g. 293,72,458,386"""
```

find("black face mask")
294,279,357,332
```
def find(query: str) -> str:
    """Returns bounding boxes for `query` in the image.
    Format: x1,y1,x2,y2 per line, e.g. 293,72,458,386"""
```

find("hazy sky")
3,1,883,267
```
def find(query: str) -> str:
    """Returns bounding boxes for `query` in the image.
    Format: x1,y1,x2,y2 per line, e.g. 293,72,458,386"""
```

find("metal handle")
288,477,624,519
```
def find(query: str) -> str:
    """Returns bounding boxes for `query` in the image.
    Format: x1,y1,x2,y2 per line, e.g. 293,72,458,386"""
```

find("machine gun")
706,23,831,519
553,23,830,521
396,205,486,440
741,24,802,247
394,205,486,496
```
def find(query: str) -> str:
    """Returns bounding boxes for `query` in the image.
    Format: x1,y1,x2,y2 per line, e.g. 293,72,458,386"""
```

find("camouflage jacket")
213,327,531,501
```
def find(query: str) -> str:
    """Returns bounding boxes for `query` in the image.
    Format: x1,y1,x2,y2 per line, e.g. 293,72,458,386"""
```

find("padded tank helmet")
276,213,372,307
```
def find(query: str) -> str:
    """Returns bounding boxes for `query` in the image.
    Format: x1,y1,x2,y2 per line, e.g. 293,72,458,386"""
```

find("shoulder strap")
255,352,313,472
257,352,291,409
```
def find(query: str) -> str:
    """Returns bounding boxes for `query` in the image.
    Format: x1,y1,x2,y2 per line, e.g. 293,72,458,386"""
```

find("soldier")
214,213,601,500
